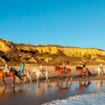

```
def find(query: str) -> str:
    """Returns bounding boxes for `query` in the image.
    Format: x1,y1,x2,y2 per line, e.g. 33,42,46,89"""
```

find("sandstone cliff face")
17,45,105,57
0,38,105,65
0,39,16,52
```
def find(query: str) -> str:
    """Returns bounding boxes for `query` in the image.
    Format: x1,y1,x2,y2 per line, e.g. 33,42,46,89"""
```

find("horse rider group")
2,61,104,77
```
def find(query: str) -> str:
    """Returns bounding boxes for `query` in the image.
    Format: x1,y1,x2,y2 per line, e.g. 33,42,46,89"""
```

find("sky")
0,0,105,49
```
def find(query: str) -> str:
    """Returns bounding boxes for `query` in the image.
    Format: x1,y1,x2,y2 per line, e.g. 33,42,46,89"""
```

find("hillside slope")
0,38,105,65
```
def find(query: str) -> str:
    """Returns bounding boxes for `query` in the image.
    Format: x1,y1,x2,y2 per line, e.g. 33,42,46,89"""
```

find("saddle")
17,71,26,77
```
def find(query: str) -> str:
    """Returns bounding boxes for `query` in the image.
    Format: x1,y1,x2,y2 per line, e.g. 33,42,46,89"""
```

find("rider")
4,63,9,76
20,63,25,75
82,63,87,72
39,64,45,75
61,61,69,73
99,63,103,71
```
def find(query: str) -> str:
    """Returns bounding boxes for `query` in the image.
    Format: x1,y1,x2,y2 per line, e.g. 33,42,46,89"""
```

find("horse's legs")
16,77,20,84
2,77,7,85
36,76,39,82
2,87,6,96
10,76,16,87
102,71,104,76
98,71,100,77
26,73,32,83
23,76,26,84
45,74,49,82
13,76,16,85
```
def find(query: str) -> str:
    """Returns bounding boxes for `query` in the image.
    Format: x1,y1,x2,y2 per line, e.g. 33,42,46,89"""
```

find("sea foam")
43,92,105,105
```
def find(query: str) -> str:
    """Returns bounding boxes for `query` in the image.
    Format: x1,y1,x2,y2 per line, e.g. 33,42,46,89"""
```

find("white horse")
31,68,49,82
95,66,105,77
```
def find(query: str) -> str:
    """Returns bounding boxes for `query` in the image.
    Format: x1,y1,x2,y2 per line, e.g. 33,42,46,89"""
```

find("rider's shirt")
20,64,25,71
20,64,25,75
83,67,87,72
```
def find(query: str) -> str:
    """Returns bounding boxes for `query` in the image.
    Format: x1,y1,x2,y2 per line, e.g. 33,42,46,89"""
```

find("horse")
76,66,91,78
55,65,71,80
31,68,49,82
95,67,105,77
0,67,23,86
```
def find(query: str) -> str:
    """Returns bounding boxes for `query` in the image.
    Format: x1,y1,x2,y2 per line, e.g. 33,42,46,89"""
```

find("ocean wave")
43,93,105,105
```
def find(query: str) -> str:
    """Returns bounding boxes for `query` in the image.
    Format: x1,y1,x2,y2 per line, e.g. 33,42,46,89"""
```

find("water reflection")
77,81,91,90
0,80,105,105
1,80,105,98
95,80,105,89
57,80,72,89
0,85,28,97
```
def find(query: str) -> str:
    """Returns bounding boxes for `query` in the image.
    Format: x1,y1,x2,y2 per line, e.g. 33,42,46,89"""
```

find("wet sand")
0,80,105,105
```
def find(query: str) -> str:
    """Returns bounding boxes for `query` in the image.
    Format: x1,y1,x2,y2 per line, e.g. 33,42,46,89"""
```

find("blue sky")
0,0,105,49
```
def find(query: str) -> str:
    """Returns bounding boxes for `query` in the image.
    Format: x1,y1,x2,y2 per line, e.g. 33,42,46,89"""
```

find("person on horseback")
4,63,9,76
61,61,69,74
20,63,25,75
61,62,66,72
83,63,87,72
99,63,103,71
39,64,45,75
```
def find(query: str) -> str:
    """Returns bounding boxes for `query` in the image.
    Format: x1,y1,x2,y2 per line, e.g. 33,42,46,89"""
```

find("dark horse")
0,67,22,86
76,66,92,78
55,65,71,80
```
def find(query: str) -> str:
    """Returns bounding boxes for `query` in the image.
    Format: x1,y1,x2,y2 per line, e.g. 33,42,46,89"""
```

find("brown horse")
0,67,22,86
76,66,92,78
55,65,71,80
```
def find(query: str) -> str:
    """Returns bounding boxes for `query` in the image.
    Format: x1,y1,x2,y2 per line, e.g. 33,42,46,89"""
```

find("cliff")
0,38,105,65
